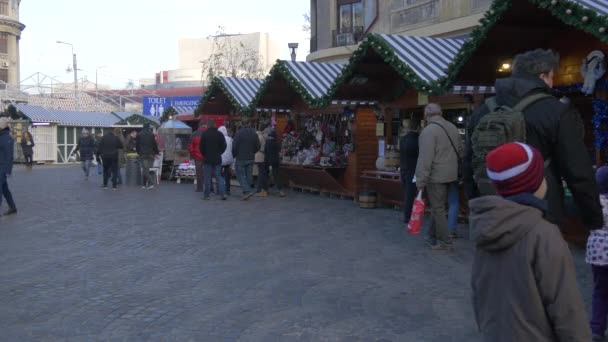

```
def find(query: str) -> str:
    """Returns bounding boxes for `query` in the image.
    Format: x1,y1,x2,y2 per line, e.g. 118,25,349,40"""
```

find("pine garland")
116,114,160,127
195,78,255,117
160,106,179,123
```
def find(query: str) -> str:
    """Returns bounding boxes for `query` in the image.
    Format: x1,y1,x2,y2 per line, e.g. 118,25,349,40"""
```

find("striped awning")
17,104,120,127
217,77,264,108
376,34,466,83
569,0,608,16
451,85,496,95
281,61,345,99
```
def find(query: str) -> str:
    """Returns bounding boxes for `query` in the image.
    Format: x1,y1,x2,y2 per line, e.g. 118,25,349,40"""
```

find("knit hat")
596,166,608,195
0,117,8,130
486,142,544,196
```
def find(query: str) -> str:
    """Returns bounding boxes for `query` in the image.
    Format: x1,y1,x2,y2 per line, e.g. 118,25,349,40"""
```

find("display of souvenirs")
175,160,197,178
280,110,354,167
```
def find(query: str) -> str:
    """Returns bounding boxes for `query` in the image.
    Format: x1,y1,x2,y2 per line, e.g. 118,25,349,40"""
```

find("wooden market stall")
437,0,608,244
250,60,375,198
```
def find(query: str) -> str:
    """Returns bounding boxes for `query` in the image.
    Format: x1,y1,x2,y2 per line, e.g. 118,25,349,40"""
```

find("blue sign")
143,96,202,116
143,97,170,117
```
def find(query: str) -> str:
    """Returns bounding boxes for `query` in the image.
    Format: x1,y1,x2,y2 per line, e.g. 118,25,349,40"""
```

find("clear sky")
20,0,310,89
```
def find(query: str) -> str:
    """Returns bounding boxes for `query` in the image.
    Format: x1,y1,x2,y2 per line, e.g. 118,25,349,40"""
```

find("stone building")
0,0,24,85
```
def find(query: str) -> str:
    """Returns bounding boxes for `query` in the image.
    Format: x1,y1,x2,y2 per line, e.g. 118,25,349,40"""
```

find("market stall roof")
17,104,120,127
159,119,191,130
114,113,160,127
195,77,263,116
250,60,345,110
442,0,608,87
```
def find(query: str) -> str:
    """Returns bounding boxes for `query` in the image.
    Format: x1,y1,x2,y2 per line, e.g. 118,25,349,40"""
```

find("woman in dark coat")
399,119,420,224
21,131,35,168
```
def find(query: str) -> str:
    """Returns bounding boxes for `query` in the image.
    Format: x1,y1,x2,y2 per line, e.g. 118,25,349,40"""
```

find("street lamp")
56,40,79,110
288,43,299,62
95,65,107,99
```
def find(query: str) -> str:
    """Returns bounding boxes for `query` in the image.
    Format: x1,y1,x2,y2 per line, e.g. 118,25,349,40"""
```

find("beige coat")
254,131,265,163
415,115,462,189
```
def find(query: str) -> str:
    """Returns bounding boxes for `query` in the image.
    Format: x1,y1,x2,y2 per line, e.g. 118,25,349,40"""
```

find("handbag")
430,122,463,181
406,191,425,235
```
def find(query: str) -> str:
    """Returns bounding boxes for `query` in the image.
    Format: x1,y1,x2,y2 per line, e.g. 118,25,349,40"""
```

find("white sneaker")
147,185,155,190
141,186,147,189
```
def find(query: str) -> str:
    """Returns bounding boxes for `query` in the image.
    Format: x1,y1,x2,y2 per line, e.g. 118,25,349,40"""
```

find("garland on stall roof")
116,114,160,128
195,77,255,117
593,99,608,149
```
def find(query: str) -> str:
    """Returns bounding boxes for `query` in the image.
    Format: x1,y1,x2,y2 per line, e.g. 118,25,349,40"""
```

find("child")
469,142,590,342
588,166,608,341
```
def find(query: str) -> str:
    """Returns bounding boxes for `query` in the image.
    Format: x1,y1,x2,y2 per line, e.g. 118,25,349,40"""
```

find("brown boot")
256,191,268,197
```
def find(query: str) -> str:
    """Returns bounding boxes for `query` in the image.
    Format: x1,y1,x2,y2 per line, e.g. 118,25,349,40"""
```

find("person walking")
233,119,260,201
0,117,16,216
199,120,227,201
415,103,462,251
470,142,590,342
188,123,207,192
71,129,96,180
20,131,34,169
587,166,608,341
97,129,123,190
114,128,125,185
136,123,159,190
218,126,234,196
399,119,419,224
465,48,603,231
255,129,267,197
260,130,285,197
94,132,103,175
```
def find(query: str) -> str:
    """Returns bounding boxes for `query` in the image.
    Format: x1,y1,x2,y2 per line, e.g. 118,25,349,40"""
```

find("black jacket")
74,136,96,161
232,127,260,161
97,132,123,159
399,131,419,183
20,137,34,156
465,76,603,229
264,137,280,164
136,130,159,158
200,127,226,166
0,128,13,175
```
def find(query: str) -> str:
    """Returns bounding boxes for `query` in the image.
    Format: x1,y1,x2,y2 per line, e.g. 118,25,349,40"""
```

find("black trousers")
102,157,119,187
222,165,231,194
402,172,417,223
24,154,33,167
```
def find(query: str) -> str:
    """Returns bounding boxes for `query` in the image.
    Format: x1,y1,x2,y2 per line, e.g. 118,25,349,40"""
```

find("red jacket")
188,127,206,161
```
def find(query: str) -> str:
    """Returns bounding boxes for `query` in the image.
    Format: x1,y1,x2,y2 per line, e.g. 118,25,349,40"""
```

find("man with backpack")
416,103,463,251
465,49,603,231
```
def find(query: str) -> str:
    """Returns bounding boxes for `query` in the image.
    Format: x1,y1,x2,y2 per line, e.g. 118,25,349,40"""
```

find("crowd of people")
3,47,608,340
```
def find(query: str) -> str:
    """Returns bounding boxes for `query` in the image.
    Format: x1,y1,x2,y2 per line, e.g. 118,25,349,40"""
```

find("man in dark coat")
399,120,420,224
260,130,285,197
465,49,603,231
199,119,227,200
136,123,159,190
72,129,96,180
232,118,261,200
0,117,16,216
97,129,123,190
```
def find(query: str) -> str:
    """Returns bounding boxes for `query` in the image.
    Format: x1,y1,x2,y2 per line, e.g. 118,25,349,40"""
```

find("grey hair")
512,49,560,77
424,103,442,117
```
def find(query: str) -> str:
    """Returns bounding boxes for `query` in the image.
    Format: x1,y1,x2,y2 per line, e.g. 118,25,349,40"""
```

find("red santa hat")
486,142,544,196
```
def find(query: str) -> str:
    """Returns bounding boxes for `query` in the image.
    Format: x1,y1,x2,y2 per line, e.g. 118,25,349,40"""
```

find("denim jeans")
0,171,16,210
140,157,154,187
222,165,232,194
448,182,460,233
256,162,268,192
81,159,93,177
204,163,225,197
236,160,254,194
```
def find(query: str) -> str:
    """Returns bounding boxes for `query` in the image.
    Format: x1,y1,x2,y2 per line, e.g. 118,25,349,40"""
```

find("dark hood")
469,196,544,252
494,76,552,107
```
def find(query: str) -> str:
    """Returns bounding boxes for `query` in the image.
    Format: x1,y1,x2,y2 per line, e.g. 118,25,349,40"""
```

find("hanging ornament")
600,27,606,33
565,8,572,15
583,16,589,22
550,0,557,5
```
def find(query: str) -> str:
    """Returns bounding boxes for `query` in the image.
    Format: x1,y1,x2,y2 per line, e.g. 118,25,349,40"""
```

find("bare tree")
303,12,311,37
199,27,266,82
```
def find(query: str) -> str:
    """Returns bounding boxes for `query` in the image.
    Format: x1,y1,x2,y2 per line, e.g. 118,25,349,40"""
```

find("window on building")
0,33,8,54
335,0,364,46
0,68,9,84
0,1,9,16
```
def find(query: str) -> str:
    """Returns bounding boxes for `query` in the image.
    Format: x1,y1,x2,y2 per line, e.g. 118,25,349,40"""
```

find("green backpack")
471,93,552,195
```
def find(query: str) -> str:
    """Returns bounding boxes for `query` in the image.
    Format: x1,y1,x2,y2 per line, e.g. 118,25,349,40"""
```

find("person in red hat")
469,142,590,342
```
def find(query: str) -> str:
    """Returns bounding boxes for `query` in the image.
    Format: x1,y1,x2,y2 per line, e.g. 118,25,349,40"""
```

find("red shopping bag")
407,191,425,235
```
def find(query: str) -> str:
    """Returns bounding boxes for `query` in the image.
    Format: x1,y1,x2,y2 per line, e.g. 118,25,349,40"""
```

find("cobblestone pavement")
0,165,594,341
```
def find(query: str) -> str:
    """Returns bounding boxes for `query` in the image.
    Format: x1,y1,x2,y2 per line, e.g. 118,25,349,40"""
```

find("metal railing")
332,26,364,47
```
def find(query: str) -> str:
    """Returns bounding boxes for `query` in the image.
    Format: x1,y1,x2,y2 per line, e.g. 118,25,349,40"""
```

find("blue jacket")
0,128,14,175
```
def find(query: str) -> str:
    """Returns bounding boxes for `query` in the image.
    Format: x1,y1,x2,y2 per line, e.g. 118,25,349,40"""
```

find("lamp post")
56,40,79,110
95,65,107,99
288,43,299,62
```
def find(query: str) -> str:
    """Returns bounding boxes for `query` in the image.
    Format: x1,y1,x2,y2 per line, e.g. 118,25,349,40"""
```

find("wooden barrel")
359,192,377,209
383,151,400,171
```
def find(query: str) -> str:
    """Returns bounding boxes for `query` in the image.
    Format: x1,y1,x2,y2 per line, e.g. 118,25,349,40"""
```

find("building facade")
178,32,281,79
0,0,24,85
308,0,491,63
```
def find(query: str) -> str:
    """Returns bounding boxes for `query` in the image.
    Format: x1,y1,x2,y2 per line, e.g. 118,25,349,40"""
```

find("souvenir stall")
250,60,372,197
435,0,608,244
325,33,490,207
